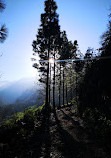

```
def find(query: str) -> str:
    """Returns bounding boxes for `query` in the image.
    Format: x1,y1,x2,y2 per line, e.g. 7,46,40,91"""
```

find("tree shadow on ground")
53,110,96,158
60,109,80,126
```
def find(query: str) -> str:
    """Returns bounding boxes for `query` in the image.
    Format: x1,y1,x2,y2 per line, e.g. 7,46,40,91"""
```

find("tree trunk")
49,63,51,106
46,41,50,108
70,70,73,102
53,53,55,109
66,83,68,106
63,68,65,106
59,63,61,107
46,63,49,108
76,72,78,106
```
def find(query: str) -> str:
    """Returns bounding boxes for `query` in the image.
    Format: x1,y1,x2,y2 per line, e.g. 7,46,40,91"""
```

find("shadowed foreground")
0,106,110,158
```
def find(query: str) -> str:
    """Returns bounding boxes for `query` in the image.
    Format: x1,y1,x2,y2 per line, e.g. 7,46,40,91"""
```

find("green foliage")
5,112,24,129
82,107,111,141
3,105,44,130
0,105,14,125
0,104,44,157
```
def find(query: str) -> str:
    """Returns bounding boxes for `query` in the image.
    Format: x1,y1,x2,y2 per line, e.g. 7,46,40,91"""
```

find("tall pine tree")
32,0,61,108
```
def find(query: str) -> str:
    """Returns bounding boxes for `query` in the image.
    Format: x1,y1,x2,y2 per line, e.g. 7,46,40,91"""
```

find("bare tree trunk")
46,63,49,107
76,72,78,106
66,83,68,106
49,63,51,106
70,70,73,102
53,53,55,109
63,68,65,106
46,41,50,108
59,63,61,107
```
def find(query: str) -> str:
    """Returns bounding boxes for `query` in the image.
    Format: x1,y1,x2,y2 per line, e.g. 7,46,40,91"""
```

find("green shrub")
3,105,44,130
5,112,24,129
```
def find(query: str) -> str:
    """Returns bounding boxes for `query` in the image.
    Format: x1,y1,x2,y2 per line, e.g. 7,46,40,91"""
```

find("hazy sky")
0,0,110,82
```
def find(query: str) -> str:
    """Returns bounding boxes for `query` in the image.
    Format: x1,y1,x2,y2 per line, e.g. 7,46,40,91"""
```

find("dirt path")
27,106,109,158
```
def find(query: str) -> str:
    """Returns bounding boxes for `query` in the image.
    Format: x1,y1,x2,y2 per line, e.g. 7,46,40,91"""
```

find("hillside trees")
77,13,111,138
57,33,79,106
99,17,111,116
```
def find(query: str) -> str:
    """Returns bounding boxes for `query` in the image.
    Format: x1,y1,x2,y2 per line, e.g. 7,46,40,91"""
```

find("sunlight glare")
49,58,54,64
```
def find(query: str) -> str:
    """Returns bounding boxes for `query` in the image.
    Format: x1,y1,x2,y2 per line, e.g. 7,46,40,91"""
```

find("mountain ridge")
0,77,40,104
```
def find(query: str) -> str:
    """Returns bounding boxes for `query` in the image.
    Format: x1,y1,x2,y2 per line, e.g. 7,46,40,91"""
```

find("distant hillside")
0,78,42,104
14,88,45,111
